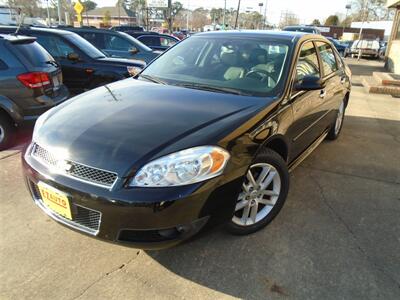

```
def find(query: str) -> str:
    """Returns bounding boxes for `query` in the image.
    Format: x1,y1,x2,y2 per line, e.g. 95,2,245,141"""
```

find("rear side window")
316,42,338,76
160,36,177,47
139,36,161,47
104,34,131,50
35,35,74,59
296,42,320,81
13,41,54,67
0,59,8,70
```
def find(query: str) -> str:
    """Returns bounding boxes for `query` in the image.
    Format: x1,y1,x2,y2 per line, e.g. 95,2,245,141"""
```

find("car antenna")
15,13,26,35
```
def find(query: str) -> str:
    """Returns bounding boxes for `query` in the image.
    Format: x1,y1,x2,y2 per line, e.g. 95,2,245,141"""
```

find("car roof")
66,27,121,34
0,33,36,43
0,25,74,36
194,30,319,42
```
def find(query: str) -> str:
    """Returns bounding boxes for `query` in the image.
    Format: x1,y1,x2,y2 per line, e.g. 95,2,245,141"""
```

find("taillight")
17,72,51,89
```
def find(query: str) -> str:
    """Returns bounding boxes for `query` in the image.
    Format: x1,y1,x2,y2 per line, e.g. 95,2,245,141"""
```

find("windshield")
64,33,106,59
141,36,291,97
118,31,152,52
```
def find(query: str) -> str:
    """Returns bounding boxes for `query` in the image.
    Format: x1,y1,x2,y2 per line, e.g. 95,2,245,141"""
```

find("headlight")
130,146,230,187
32,107,54,141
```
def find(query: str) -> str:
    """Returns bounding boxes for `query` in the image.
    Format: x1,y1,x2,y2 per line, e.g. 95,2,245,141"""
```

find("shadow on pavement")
146,115,400,299
345,58,385,76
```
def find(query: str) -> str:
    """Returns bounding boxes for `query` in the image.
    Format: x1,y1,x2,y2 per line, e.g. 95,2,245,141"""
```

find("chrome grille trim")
29,181,101,236
31,143,118,189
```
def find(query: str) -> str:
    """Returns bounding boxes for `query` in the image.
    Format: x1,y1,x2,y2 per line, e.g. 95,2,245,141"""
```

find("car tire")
0,112,16,151
327,98,346,140
226,148,289,235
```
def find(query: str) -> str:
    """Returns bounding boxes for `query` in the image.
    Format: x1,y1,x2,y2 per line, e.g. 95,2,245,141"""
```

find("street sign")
148,0,168,8
74,1,84,15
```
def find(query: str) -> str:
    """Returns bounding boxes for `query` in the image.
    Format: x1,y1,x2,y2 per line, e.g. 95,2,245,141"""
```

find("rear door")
34,33,89,92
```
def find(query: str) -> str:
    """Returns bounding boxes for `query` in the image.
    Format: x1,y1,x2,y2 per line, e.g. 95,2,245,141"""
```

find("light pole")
263,0,267,29
57,0,62,25
258,2,263,29
46,0,51,26
342,4,351,39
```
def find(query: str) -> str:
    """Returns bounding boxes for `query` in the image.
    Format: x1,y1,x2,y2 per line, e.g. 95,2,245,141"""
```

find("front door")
288,41,325,161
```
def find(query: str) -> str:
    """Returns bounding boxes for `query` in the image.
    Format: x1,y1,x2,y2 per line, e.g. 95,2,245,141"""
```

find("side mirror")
67,52,80,61
129,47,139,55
294,75,325,91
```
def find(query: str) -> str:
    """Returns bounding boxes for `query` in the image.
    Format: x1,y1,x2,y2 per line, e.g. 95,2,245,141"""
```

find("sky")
93,0,351,25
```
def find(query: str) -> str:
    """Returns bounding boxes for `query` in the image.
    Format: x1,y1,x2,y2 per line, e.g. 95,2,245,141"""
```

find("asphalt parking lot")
0,59,399,299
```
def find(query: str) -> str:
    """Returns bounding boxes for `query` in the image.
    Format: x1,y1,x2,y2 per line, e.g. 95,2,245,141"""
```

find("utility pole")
358,0,368,60
234,0,241,29
168,0,172,33
57,0,62,25
223,0,226,30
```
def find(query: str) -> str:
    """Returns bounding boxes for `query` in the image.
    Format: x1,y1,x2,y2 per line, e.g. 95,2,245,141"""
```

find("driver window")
296,42,320,82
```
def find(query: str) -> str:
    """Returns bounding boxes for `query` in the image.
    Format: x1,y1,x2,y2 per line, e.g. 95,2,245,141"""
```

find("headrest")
220,51,238,66
249,48,268,64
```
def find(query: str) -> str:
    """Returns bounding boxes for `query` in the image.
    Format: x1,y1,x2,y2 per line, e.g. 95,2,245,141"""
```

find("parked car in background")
283,25,321,34
126,31,179,51
348,39,380,58
379,41,387,60
326,37,347,56
0,34,69,149
110,25,144,32
0,26,145,94
64,27,161,64
23,31,351,249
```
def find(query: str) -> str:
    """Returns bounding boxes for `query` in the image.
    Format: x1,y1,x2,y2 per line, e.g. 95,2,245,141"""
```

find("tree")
82,0,97,12
350,0,394,21
163,1,183,32
102,10,111,26
311,19,321,26
324,15,339,26
8,0,41,18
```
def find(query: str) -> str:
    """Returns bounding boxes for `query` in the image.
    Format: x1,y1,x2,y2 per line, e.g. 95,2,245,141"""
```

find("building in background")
317,26,385,40
351,21,394,41
77,5,136,28
386,1,400,74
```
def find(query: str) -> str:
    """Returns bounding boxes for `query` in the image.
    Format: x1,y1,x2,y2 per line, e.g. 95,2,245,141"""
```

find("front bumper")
22,146,243,249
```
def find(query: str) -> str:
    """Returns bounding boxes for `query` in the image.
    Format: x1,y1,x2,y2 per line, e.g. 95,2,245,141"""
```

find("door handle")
320,89,326,98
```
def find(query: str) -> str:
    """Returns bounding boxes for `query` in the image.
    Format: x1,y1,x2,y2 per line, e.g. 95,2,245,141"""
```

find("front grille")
30,181,101,235
31,143,118,188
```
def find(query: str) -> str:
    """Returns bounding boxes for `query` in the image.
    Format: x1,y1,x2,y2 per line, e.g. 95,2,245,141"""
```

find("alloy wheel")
232,163,281,226
0,125,4,143
334,101,345,135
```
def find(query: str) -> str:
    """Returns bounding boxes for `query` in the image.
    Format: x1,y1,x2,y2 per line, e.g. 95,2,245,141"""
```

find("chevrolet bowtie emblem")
56,160,73,172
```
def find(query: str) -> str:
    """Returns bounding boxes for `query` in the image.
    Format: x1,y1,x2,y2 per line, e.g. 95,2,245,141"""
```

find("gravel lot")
0,59,399,300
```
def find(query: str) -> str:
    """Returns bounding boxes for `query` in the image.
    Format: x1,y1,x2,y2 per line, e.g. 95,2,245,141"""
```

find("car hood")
97,57,146,68
35,79,268,175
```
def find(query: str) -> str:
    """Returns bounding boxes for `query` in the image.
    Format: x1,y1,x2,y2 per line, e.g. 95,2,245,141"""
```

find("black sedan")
23,31,351,249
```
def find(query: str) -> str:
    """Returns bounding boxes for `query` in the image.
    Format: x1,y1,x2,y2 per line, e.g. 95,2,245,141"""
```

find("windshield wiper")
140,74,166,85
176,83,250,96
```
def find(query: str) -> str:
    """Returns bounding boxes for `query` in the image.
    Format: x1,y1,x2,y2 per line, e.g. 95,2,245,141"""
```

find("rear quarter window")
13,41,54,67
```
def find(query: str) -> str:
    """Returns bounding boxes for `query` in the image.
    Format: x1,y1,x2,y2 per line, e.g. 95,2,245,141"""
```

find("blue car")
327,37,347,56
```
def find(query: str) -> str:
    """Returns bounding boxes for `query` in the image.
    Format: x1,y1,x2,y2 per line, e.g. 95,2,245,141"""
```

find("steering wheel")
245,69,275,84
